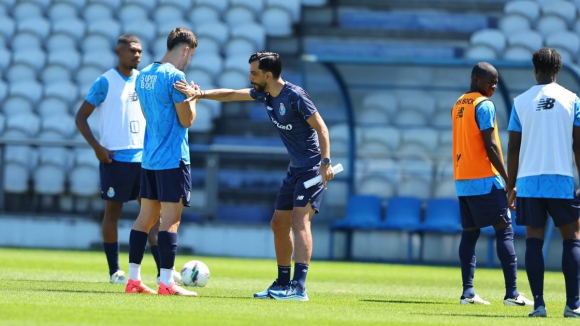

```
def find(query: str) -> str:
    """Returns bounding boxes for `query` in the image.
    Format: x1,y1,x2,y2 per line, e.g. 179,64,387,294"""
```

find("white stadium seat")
504,0,540,23
12,48,45,72
195,0,229,14
393,109,427,126
34,165,66,195
4,145,38,169
118,4,150,25
83,3,114,21
231,0,265,16
356,176,395,199
37,147,72,170
433,179,456,198
362,91,398,116
188,5,221,26
83,51,116,71
399,128,439,154
498,14,531,35
124,0,157,12
46,33,78,52
17,18,51,40
48,2,79,22
12,2,44,20
536,15,568,37
123,20,156,45
464,44,498,60
503,45,533,61
44,81,79,105
38,97,70,118
87,20,122,45
48,50,81,72
541,0,577,26
5,113,41,138
261,7,293,37
4,163,29,194
11,32,42,51
225,6,256,27
397,175,432,200
188,101,214,133
2,96,34,117
52,18,86,41
89,0,122,11
397,90,436,117
0,16,15,41
229,22,266,50
10,81,43,105
82,34,113,53
546,30,580,57
69,166,100,197
359,126,400,155
6,63,36,83
507,29,543,52
217,70,249,89
77,65,103,89
158,0,192,11
357,105,390,125
189,54,224,77
469,29,506,55
196,22,230,48
266,0,301,22
153,4,184,24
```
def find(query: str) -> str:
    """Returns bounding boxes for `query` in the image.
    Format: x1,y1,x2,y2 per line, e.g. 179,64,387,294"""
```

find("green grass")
0,248,572,325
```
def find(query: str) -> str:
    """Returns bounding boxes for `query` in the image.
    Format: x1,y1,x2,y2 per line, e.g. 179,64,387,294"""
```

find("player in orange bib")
452,62,532,306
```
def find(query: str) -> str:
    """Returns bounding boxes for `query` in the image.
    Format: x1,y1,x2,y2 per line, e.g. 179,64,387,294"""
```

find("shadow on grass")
361,299,447,305
411,312,525,318
41,288,121,294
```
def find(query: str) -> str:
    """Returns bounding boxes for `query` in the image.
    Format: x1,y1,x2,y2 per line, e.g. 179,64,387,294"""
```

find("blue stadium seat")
329,195,383,260
419,198,462,233
216,204,272,223
379,196,422,263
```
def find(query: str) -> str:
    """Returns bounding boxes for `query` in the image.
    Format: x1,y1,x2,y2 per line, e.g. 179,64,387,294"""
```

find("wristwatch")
321,157,331,165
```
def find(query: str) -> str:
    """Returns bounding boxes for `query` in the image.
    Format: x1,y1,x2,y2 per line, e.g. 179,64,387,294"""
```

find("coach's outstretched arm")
174,81,254,102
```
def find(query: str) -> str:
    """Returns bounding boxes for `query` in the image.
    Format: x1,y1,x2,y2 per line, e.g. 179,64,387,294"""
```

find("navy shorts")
139,161,191,207
458,185,511,228
516,196,580,228
275,165,324,212
99,160,141,202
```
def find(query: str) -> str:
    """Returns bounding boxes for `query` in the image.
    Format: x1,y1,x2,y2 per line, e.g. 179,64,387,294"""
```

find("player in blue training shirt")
125,27,198,296
76,34,166,284
508,48,580,318
174,52,334,301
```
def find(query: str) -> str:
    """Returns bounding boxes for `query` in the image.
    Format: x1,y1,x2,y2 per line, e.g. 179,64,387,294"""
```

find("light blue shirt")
507,98,580,198
85,68,142,163
455,100,505,196
135,62,189,170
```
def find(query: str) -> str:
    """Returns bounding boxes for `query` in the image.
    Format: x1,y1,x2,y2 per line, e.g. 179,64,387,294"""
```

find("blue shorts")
458,185,511,228
99,160,141,202
275,165,324,212
139,161,191,207
516,196,580,228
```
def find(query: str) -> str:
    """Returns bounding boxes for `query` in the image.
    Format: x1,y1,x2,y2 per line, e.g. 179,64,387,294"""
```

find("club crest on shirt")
279,103,286,115
107,187,115,198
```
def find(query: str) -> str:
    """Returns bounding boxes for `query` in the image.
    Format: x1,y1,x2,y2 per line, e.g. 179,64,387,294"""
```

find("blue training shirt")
135,62,189,170
250,82,320,168
85,68,142,163
455,100,505,196
507,98,580,198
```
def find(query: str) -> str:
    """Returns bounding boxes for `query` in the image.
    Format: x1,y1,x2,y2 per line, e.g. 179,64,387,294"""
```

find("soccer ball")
181,260,210,287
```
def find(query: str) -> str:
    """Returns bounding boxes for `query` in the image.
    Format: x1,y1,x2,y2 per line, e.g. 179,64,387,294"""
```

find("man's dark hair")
167,27,197,51
532,47,562,75
471,62,497,79
117,34,141,48
249,52,282,78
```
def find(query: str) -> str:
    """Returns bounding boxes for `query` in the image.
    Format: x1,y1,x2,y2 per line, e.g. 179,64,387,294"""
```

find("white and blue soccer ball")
181,260,210,287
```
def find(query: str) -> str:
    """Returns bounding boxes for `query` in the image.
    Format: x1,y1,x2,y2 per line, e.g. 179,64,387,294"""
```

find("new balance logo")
536,97,555,111
455,107,464,118
267,106,274,111
297,195,304,200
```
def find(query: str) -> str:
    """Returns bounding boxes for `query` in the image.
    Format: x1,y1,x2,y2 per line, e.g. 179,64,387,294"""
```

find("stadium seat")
47,33,78,52
38,97,70,118
397,175,432,200
77,65,103,90
48,2,78,22
3,163,29,194
52,18,86,41
2,96,34,117
356,173,395,198
90,0,122,11
153,4,184,24
124,0,155,12
361,91,398,117
48,50,81,72
17,18,51,40
6,63,37,83
217,70,249,89
158,0,191,11
12,48,45,73
87,20,122,45
507,30,543,52
195,0,229,14
156,20,192,40
37,147,72,170
398,90,436,118
0,113,4,135
188,101,214,133
10,81,43,106
184,68,214,86
380,196,422,232
536,15,568,37
188,5,221,26
5,112,41,138
433,179,456,198
420,198,462,233
546,30,580,58
39,114,76,139
12,2,44,20
503,46,533,61
56,0,87,11
196,22,230,48
225,6,256,27
357,157,399,184
42,64,73,84
430,110,452,127
34,164,67,195
261,7,293,36
464,44,498,60
123,20,156,45
469,29,506,55
118,4,149,25
44,81,78,105
0,47,9,71
504,0,540,23
83,51,116,71
358,126,400,156
540,0,576,26
0,16,15,41
229,22,267,51
266,0,301,22
82,34,113,53
83,3,114,21
231,0,265,16
398,128,439,155
0,81,6,104
189,54,223,78
11,32,42,51
399,154,434,179
498,14,531,35
329,123,360,154
302,0,327,5
357,105,390,125
393,109,427,126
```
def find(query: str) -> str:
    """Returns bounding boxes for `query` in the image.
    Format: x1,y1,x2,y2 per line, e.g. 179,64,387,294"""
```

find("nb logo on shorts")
296,195,304,200
186,191,191,202
536,97,555,111
107,187,115,198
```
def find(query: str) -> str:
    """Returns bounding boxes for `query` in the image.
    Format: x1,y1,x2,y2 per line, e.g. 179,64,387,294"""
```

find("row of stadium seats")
467,0,580,63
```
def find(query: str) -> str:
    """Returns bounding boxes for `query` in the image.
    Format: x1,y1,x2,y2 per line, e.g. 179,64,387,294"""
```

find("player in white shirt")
507,47,580,318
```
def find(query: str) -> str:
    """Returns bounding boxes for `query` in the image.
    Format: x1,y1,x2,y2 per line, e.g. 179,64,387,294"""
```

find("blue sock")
158,231,178,270
292,263,309,291
278,265,291,286
525,237,545,309
495,227,519,299
459,230,479,298
562,239,580,310
128,230,148,265
103,242,120,276
150,245,161,277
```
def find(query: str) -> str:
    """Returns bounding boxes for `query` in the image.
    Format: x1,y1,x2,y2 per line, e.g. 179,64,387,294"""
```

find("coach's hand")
320,164,334,190
507,187,517,210
94,145,114,164
174,80,200,99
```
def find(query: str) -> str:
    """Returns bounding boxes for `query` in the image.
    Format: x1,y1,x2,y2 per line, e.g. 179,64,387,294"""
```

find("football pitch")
0,248,570,325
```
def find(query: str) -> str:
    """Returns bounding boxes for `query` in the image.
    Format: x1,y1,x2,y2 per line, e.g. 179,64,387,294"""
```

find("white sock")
159,268,174,285
129,263,141,281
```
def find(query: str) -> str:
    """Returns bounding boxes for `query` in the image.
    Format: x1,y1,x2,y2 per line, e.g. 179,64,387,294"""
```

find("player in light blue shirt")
126,27,199,297
507,47,580,317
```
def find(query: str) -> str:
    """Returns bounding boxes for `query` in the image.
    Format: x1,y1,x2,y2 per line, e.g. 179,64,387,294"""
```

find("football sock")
103,242,120,276
278,265,291,286
128,230,148,266
158,231,178,270
159,268,174,286
459,229,479,298
495,227,519,299
562,239,580,310
150,245,161,277
525,237,545,309
129,263,141,281
292,263,309,291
